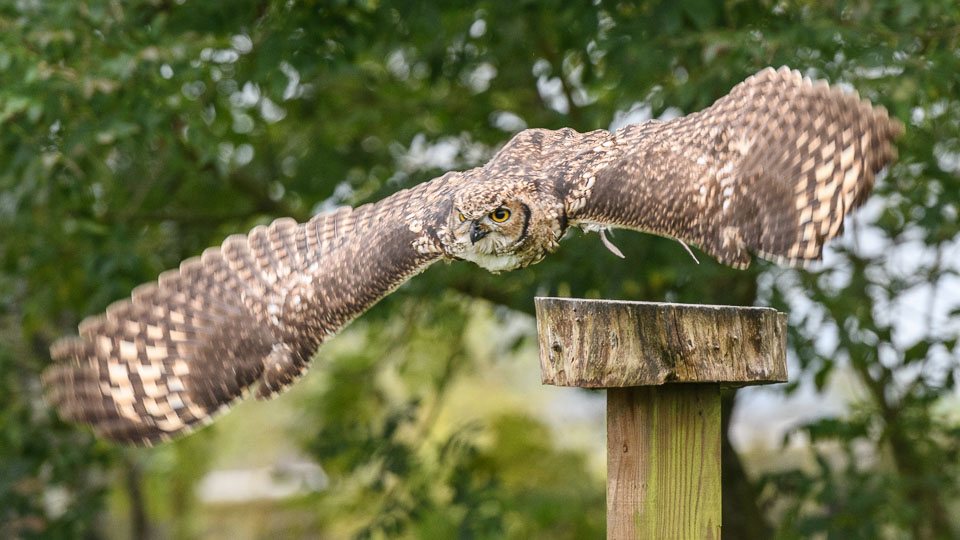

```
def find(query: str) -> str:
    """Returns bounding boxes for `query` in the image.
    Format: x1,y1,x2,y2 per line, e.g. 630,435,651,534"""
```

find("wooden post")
535,298,787,540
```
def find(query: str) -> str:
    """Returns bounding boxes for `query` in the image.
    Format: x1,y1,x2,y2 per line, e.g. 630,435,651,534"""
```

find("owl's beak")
469,221,489,244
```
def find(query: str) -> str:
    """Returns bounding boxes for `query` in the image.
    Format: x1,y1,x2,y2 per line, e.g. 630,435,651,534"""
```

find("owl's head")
449,191,531,273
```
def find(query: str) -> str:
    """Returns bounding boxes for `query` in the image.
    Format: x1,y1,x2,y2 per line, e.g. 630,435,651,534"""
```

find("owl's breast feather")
457,251,524,273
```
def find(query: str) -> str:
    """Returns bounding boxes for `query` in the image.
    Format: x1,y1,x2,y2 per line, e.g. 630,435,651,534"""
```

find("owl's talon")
676,240,700,264
600,229,625,259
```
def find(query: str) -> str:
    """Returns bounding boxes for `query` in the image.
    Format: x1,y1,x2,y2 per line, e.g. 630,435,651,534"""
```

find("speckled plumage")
44,67,901,445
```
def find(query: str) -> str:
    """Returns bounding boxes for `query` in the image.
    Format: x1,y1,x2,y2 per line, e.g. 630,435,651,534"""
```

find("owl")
44,67,902,445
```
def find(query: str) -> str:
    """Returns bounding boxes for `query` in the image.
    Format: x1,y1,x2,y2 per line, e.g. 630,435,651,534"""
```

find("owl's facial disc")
463,206,511,244
452,200,530,271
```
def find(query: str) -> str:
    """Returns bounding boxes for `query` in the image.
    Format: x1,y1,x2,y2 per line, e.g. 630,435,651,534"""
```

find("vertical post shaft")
606,385,722,539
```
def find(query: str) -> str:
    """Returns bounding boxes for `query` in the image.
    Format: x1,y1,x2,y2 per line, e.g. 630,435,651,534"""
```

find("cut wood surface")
535,298,787,388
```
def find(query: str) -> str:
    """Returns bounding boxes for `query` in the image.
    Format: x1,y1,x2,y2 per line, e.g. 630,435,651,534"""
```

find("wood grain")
607,385,721,539
535,298,787,387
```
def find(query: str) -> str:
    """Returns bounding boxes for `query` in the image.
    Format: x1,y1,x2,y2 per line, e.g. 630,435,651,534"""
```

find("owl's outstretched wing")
560,67,902,267
43,172,463,445
44,67,902,445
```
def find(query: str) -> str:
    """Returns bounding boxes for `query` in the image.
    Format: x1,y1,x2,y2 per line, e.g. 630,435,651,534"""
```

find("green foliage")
0,324,112,539
1,0,958,537
295,296,604,538
764,407,960,539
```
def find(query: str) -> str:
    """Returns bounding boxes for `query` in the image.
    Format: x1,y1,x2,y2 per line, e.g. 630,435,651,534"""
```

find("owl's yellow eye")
458,213,466,222
490,207,511,223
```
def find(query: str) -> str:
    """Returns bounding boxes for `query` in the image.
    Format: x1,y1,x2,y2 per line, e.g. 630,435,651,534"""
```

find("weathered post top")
535,297,787,388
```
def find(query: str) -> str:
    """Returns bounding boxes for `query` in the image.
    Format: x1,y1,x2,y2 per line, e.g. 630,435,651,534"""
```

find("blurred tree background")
1,0,958,538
